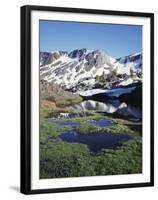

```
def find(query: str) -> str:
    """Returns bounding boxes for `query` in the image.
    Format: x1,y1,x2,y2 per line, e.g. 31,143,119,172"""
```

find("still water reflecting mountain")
68,99,142,121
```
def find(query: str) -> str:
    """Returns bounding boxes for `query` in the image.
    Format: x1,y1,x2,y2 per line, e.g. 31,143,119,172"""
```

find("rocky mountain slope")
40,49,142,92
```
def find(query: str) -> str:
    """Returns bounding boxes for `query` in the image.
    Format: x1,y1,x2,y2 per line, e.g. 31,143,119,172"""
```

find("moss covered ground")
40,99,142,178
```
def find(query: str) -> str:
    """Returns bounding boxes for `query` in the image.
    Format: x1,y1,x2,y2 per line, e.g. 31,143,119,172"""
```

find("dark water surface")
59,131,133,152
69,99,142,121
88,119,112,128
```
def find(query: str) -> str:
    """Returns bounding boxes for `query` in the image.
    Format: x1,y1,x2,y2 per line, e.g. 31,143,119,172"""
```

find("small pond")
87,119,112,128
59,131,133,152
69,100,142,121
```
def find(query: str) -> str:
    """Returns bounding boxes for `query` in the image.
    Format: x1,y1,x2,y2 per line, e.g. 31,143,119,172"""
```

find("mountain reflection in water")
68,99,142,121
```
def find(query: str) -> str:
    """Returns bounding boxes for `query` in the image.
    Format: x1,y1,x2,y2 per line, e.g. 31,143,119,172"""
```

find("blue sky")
40,20,142,58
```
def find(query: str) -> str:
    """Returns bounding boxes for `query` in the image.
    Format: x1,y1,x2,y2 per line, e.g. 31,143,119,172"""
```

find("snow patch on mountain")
79,86,136,97
40,48,142,91
79,88,107,96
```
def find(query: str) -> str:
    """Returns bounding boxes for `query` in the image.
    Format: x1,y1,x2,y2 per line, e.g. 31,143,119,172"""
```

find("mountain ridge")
40,48,142,92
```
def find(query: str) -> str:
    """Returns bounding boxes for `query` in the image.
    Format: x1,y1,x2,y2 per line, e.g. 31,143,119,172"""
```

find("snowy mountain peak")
40,48,142,92
117,52,142,65
40,51,68,66
68,48,87,59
